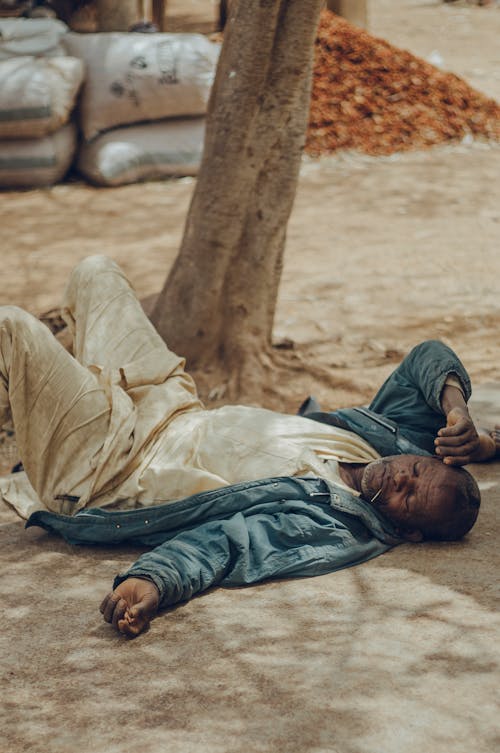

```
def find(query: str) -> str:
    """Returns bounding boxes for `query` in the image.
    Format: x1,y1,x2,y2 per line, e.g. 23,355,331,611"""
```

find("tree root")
190,343,364,413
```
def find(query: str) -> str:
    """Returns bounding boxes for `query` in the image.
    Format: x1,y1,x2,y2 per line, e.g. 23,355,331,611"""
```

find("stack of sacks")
63,32,220,186
0,18,84,188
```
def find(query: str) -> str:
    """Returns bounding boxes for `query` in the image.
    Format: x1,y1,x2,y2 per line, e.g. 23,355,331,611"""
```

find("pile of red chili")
306,11,500,156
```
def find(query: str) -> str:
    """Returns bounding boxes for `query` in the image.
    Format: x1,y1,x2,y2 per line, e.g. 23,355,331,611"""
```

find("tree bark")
218,0,231,30
94,0,136,31
152,0,324,397
151,0,165,32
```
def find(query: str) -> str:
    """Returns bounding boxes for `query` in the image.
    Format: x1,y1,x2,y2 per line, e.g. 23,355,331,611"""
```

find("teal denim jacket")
300,340,471,457
27,476,401,609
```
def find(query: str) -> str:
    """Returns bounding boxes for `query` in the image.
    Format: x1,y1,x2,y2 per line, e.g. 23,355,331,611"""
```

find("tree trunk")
94,0,136,31
218,0,231,30
326,1,367,28
151,0,165,32
152,0,324,397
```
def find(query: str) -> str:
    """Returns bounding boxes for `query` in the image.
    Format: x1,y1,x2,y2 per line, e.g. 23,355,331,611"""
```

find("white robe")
0,256,379,519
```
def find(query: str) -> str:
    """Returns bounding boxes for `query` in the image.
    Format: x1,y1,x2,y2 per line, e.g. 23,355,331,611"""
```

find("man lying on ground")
0,256,494,636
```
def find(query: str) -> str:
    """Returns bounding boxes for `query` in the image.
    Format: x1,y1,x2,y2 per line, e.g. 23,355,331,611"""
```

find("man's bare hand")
100,577,160,637
434,406,482,465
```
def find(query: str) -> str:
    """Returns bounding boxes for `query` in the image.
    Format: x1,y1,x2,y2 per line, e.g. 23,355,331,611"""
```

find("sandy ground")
0,1,499,752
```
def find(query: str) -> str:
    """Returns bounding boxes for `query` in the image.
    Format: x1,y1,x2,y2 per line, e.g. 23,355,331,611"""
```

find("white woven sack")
64,32,220,141
0,56,84,139
77,117,205,186
0,17,68,60
0,122,77,188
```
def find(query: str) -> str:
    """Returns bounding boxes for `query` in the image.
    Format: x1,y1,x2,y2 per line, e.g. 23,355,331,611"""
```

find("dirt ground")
0,2,499,752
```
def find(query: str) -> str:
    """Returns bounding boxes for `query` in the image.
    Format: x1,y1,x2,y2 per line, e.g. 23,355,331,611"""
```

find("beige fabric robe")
0,256,379,519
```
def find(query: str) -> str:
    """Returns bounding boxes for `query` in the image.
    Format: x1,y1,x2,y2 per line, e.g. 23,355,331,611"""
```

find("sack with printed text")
63,32,220,141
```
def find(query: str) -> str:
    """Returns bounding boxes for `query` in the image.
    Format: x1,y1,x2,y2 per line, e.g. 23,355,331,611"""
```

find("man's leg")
62,255,199,405
60,257,202,496
62,255,181,372
0,306,111,511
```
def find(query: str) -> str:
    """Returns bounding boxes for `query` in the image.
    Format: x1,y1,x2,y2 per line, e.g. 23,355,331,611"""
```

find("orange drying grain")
306,11,500,156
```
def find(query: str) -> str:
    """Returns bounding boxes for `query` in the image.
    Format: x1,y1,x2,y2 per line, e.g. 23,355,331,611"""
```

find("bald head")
414,464,480,541
359,455,481,541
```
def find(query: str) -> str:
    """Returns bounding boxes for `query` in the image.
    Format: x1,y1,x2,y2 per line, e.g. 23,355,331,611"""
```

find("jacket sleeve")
369,339,472,424
396,340,471,412
112,511,294,608
113,505,392,609
113,516,236,608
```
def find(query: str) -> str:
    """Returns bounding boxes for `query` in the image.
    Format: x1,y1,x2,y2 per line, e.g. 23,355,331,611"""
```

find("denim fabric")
304,340,471,457
27,476,400,608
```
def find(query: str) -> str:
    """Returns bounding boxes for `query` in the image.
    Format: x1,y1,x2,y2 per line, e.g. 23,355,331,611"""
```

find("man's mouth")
361,460,386,504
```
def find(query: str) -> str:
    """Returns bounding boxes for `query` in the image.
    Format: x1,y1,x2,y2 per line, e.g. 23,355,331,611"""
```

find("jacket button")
273,482,279,487
116,524,121,529
144,520,149,524
332,494,340,501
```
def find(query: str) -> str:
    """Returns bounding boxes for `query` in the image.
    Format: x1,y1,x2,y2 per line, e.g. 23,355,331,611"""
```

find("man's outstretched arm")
99,517,235,637
98,504,387,637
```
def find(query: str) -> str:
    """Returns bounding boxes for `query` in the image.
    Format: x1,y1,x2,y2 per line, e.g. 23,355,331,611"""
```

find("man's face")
360,455,456,540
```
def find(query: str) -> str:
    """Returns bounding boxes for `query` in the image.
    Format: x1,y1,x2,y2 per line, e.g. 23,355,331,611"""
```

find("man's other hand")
434,406,482,465
100,577,160,637
434,406,498,465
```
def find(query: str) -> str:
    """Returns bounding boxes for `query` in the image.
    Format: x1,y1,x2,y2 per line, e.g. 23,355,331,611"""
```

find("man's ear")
397,527,423,542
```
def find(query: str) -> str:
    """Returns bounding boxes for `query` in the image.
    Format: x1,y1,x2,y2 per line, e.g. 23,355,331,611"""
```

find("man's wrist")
114,572,162,600
441,385,469,417
472,431,497,462
125,574,160,593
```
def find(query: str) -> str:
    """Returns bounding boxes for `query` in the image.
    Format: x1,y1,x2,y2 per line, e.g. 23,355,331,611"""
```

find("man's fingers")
439,440,481,464
101,597,149,638
117,601,154,638
438,425,460,437
112,598,128,631
101,592,122,623
127,596,156,627
117,615,148,638
435,433,479,450
436,439,479,457
436,415,479,455
99,593,112,615
438,419,473,438
442,454,472,466
100,580,159,636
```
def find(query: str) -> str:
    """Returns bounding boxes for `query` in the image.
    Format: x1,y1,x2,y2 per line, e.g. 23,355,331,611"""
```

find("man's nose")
394,470,409,491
